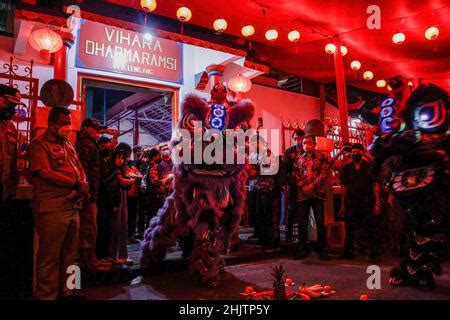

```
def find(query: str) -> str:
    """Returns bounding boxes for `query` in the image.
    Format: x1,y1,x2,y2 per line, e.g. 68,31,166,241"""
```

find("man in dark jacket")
0,84,23,299
76,118,107,271
282,129,305,243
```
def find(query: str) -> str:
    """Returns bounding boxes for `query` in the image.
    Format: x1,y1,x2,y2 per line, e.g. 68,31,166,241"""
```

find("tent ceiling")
107,0,450,92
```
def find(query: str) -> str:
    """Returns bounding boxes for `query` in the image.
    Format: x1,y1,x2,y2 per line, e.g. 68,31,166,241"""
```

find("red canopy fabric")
108,0,449,92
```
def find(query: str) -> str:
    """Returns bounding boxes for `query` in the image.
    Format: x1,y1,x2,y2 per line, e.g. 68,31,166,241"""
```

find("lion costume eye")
413,100,446,132
181,113,197,131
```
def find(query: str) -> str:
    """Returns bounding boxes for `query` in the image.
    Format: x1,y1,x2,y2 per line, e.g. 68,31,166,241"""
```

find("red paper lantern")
141,0,157,12
228,74,252,93
29,28,63,60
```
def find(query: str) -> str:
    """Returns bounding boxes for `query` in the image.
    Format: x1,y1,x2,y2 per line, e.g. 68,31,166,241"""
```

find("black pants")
96,191,113,259
256,189,280,246
285,184,297,242
127,196,138,237
344,203,380,258
296,198,326,253
247,189,259,234
0,197,34,299
137,195,147,236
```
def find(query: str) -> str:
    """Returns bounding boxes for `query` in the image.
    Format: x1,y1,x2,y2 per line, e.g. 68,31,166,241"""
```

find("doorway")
78,74,179,147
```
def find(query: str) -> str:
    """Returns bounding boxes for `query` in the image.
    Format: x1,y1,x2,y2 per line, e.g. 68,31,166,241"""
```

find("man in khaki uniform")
29,107,89,300
0,84,23,299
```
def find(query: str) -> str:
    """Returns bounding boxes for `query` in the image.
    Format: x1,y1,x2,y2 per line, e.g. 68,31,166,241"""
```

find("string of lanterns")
140,1,441,45
139,2,441,89
392,26,440,44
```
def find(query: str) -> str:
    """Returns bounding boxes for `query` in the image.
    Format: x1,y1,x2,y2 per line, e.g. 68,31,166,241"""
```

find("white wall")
242,84,337,153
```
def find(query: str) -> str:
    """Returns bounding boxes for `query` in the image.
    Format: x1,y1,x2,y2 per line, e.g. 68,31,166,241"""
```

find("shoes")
342,252,356,260
294,250,308,260
128,237,140,244
319,252,331,261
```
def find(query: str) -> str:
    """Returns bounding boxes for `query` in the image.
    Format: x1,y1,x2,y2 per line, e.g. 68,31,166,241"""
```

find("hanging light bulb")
408,81,414,87
241,25,255,37
288,30,300,42
265,29,278,41
176,7,192,22
425,26,439,40
350,60,361,70
140,0,157,12
387,84,392,91
213,19,228,33
392,32,405,44
340,45,348,56
376,80,386,87
325,43,336,54
363,71,374,80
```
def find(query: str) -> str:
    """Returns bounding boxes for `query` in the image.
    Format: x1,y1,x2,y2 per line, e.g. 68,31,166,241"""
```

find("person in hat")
0,84,25,299
103,142,136,265
29,107,89,300
76,118,114,271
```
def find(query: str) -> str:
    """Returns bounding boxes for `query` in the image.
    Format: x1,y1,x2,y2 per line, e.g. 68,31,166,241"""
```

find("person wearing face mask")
293,135,330,260
29,107,89,300
158,142,173,178
96,136,116,260
0,84,24,299
76,118,113,272
144,147,163,215
104,143,136,265
282,129,306,244
339,143,381,262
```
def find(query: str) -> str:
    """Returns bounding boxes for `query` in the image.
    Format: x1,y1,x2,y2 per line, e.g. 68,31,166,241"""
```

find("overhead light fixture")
144,32,152,41
241,25,255,37
288,30,300,42
392,32,405,44
140,0,157,12
425,26,439,40
340,45,348,56
176,7,192,22
376,79,386,87
387,84,392,91
213,19,228,33
325,43,336,54
265,29,278,41
363,71,374,80
350,60,361,70
408,81,414,87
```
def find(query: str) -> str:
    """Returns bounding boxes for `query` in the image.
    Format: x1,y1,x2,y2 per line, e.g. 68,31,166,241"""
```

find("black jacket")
76,131,100,203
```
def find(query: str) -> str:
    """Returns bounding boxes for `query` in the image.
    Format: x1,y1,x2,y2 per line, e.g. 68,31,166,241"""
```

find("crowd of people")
247,128,399,264
0,83,408,300
28,107,174,300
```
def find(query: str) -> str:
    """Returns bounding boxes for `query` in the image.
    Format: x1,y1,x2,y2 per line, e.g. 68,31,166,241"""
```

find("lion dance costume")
141,83,255,286
369,77,449,288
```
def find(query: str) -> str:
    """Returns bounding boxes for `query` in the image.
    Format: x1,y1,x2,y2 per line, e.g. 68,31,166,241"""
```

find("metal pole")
332,36,349,143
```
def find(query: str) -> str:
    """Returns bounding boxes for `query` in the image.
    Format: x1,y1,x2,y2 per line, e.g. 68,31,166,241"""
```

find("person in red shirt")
293,135,330,260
